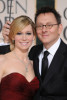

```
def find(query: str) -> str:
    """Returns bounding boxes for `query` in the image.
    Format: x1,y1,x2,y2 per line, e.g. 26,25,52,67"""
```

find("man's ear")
58,24,63,35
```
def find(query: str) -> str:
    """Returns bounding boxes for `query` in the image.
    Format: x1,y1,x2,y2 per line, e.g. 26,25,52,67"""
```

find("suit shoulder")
0,45,10,54
61,41,67,56
29,44,43,60
31,44,41,51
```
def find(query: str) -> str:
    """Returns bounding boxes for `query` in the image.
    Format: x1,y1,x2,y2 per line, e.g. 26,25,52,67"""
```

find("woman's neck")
12,48,29,60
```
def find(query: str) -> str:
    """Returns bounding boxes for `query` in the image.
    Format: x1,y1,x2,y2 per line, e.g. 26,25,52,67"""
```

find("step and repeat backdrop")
0,0,36,42
55,0,67,44
0,0,67,44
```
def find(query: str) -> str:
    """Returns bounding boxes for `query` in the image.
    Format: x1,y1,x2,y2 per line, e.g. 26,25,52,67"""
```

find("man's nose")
42,25,47,31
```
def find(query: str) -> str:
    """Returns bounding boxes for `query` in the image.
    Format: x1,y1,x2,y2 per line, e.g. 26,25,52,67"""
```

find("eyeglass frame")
36,24,59,30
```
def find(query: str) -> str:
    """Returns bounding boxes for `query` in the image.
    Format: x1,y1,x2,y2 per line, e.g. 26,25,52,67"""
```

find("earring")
12,40,15,44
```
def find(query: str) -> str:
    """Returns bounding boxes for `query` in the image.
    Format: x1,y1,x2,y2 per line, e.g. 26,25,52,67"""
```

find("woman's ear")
12,36,15,44
12,35,15,40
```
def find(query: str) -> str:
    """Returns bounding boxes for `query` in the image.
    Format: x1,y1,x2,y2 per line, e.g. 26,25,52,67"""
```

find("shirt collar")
43,38,61,56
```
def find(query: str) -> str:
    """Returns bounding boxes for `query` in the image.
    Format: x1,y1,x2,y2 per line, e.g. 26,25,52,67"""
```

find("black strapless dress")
0,73,39,100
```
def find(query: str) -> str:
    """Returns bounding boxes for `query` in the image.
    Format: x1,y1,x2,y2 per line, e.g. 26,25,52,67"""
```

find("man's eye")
26,32,32,35
16,32,22,35
48,25,52,26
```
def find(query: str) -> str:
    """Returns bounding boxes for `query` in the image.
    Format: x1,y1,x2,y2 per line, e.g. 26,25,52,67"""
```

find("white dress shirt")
38,38,61,75
0,42,10,46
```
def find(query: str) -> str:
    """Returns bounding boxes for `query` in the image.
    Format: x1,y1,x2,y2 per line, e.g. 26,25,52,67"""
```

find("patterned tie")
41,51,49,81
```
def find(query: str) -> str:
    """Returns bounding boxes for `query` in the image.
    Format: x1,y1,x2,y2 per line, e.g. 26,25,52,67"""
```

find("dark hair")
35,6,61,24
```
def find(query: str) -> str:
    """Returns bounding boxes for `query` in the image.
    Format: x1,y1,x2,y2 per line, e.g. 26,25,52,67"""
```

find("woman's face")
14,24,34,52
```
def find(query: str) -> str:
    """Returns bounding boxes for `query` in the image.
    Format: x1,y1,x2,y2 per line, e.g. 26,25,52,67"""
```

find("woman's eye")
16,32,22,35
16,32,32,35
26,32,32,35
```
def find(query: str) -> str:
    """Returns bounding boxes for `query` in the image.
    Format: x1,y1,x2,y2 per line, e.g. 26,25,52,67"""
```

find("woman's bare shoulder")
0,52,11,60
0,52,13,65
0,55,7,69
0,54,6,62
0,53,10,65
0,55,7,77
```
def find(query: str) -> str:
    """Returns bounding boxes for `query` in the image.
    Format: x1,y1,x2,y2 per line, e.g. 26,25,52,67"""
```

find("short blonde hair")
9,15,36,50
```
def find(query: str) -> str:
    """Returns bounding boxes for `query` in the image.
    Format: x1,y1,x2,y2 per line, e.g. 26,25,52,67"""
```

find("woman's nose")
22,34,27,40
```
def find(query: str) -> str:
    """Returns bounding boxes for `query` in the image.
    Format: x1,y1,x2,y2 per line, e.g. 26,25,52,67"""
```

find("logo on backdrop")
0,0,27,32
63,8,67,40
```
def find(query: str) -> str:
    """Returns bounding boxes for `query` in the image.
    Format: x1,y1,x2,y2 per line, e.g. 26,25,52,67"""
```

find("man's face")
36,13,63,49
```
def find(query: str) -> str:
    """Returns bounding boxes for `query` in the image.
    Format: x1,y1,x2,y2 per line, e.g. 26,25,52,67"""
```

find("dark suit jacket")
0,45,10,54
0,40,67,100
29,40,67,100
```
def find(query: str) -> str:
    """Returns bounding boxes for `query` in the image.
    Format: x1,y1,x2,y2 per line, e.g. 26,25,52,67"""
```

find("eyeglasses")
36,24,59,30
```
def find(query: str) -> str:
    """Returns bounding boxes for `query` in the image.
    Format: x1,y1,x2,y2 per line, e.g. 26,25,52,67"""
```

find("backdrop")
55,0,67,44
0,0,67,44
0,0,36,42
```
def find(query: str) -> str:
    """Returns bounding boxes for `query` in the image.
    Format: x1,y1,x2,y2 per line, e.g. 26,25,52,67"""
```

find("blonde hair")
9,15,36,50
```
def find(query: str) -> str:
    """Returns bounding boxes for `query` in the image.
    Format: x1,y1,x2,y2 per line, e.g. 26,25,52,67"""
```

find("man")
29,7,67,100
0,7,67,100
0,21,11,54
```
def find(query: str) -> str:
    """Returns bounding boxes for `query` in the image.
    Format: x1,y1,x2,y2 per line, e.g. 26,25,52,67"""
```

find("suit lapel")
34,57,41,81
43,51,64,84
34,44,43,82
42,41,67,85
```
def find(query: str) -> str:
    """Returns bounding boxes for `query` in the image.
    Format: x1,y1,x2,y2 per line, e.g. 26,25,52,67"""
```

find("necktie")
41,51,49,81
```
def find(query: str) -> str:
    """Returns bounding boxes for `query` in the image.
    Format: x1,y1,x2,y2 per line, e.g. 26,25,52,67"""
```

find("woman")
0,16,39,100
